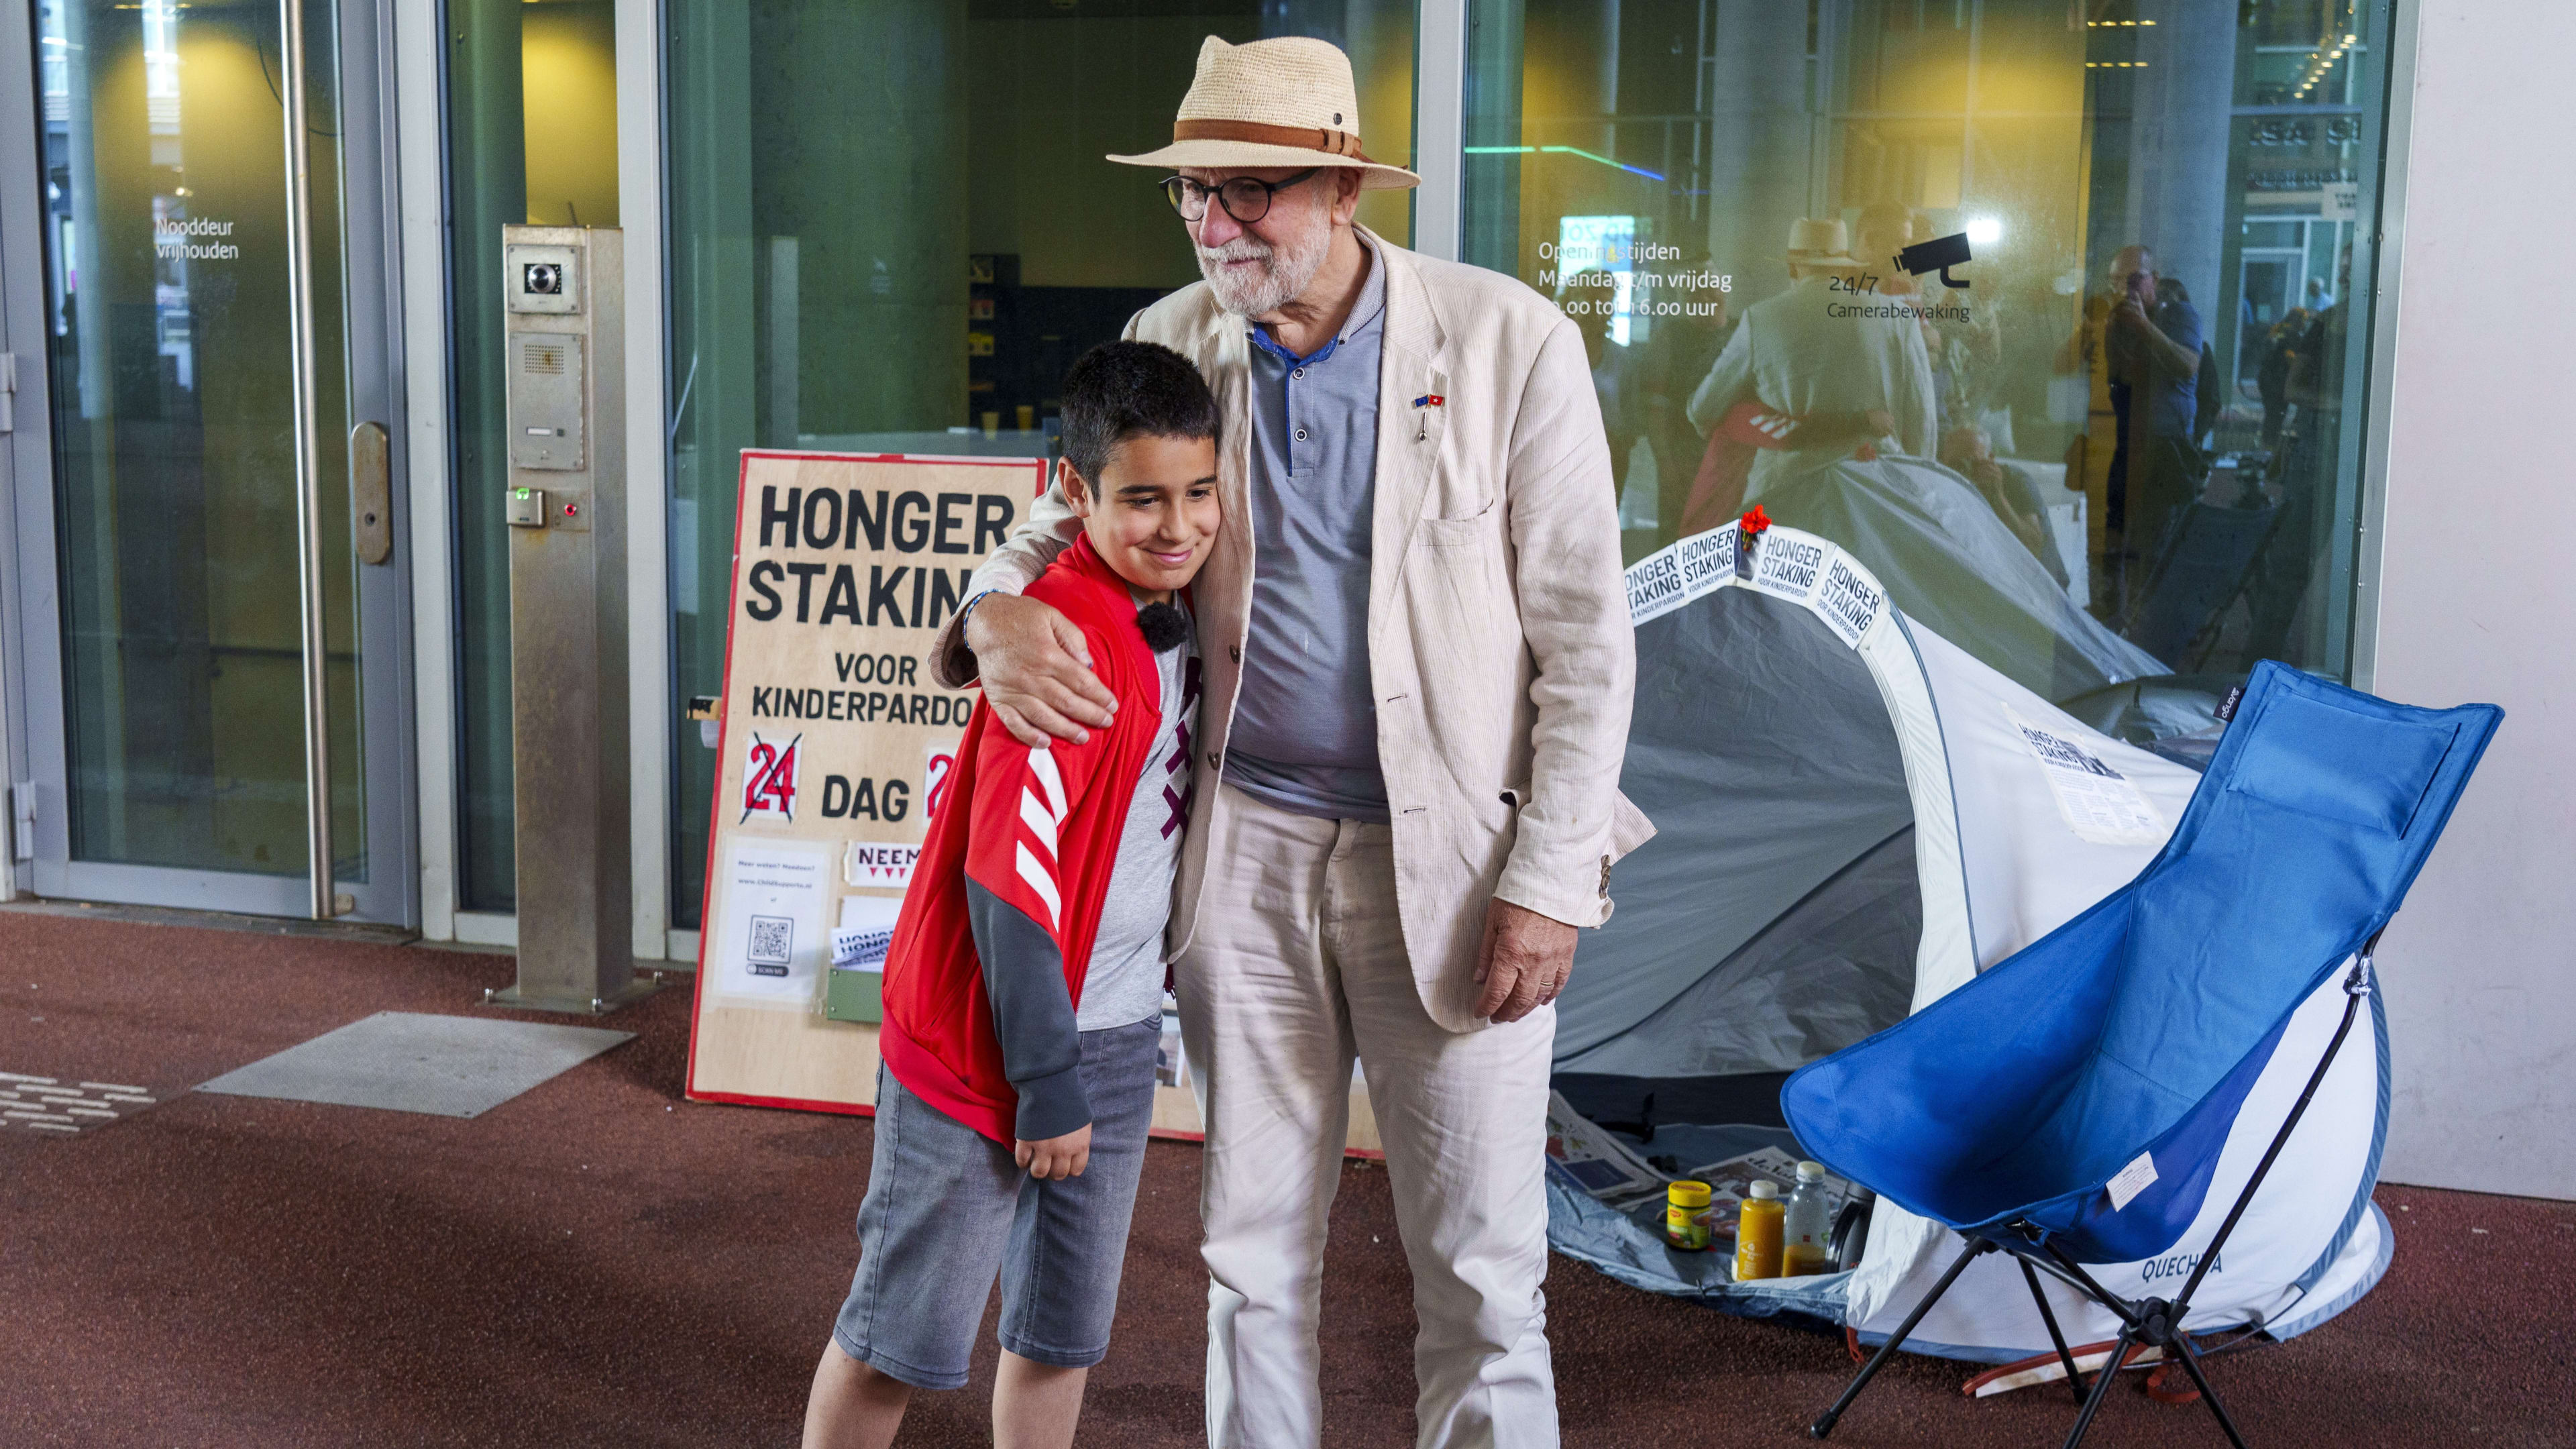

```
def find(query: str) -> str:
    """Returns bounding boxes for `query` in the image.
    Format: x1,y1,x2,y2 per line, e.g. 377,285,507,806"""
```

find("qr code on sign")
747,914,794,974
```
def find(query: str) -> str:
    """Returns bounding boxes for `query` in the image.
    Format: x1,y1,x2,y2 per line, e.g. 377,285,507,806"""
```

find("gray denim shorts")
832,1017,1161,1391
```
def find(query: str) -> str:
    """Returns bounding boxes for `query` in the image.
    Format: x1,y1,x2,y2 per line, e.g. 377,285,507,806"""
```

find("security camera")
1894,233,1972,290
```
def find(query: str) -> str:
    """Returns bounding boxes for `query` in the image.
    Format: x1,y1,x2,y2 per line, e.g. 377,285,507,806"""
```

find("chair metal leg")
2057,1326,2134,1449
2168,1331,2251,1449
2172,957,2371,1319
2018,1256,2089,1407
1809,1236,1994,1440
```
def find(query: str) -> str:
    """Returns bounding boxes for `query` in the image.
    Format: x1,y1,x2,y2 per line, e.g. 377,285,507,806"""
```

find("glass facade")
35,0,366,878
445,0,623,910
1463,0,2394,728
662,0,1417,927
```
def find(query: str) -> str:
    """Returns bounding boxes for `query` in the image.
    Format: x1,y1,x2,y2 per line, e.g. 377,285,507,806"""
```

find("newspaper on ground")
1544,1093,1863,1250
1544,1091,1665,1206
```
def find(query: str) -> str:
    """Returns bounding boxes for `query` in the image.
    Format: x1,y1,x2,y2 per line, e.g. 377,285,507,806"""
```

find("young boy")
800,341,1218,1449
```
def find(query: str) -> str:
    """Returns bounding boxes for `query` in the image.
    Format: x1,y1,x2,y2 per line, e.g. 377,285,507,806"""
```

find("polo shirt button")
1293,368,1306,378
1295,428,1308,441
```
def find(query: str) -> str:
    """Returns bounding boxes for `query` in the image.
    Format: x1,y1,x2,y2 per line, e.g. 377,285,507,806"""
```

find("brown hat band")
1172,117,1371,160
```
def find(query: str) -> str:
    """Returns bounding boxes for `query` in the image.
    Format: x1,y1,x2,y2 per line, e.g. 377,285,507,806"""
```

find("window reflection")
1467,0,2389,738
663,0,1414,926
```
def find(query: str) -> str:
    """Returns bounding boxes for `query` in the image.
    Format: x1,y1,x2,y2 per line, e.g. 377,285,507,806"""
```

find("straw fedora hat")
1784,217,1862,268
1108,36,1420,191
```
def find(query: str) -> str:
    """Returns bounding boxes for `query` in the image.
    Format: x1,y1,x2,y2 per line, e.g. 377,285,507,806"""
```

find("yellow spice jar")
1664,1179,1715,1252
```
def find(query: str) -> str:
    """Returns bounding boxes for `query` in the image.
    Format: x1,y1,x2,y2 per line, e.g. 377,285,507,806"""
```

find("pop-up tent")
1755,452,2165,702
1549,520,2394,1362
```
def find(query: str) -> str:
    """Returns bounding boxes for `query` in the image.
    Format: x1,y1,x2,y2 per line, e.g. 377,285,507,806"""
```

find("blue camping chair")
1784,663,2500,1448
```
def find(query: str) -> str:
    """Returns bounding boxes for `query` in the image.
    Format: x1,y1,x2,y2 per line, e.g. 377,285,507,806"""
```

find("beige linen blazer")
934,230,1652,1032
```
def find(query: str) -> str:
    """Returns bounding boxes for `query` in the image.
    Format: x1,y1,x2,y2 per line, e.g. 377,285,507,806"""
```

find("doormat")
0,1071,167,1136
195,1012,633,1119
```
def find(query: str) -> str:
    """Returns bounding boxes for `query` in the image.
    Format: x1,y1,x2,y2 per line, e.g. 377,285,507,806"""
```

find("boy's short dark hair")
1059,341,1220,484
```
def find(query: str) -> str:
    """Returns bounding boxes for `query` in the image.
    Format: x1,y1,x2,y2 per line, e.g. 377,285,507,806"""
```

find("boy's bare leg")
801,1342,912,1449
993,1350,1089,1449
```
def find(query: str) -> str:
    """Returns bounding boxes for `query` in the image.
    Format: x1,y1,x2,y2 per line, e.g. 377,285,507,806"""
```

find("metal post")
278,0,337,919
488,225,657,1015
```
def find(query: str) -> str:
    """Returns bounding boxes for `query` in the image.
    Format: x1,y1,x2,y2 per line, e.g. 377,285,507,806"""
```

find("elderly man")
932,34,1645,1449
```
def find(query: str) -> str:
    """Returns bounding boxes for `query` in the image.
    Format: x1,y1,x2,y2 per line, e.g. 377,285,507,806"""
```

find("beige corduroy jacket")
933,229,1652,1032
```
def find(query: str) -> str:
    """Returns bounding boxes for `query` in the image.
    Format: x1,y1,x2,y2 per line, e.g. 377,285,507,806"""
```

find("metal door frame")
0,0,417,926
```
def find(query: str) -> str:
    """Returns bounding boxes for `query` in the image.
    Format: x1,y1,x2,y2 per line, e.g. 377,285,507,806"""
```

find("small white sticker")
842,840,922,889
1812,553,1886,647
1750,532,1830,606
2107,1151,2159,1212
2005,705,2168,846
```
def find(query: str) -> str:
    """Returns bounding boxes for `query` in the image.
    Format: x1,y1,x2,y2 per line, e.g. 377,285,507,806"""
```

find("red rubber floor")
0,908,2567,1447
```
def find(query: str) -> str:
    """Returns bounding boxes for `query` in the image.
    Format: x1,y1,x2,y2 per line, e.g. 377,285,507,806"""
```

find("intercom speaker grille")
523,340,568,375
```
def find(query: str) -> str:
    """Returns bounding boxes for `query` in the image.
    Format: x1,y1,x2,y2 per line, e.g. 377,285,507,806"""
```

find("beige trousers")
1179,786,1559,1449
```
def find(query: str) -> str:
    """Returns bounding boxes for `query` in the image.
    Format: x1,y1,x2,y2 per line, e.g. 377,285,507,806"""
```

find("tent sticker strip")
2004,704,2169,846
1624,521,1887,650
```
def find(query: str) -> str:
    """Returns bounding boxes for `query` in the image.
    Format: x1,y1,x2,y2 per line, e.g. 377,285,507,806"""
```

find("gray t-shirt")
1076,607,1198,1030
1221,246,1391,824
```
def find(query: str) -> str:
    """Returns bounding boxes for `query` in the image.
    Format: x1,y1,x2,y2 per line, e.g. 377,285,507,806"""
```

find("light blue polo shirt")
1222,245,1390,824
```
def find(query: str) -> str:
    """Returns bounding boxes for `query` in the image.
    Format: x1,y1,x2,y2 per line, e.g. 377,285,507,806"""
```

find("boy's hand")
1015,1124,1093,1180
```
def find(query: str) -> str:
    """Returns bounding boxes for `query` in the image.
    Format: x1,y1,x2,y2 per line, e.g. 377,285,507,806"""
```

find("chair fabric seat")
1784,662,2500,1267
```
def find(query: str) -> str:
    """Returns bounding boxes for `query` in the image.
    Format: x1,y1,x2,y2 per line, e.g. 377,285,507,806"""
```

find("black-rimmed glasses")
1161,168,1322,225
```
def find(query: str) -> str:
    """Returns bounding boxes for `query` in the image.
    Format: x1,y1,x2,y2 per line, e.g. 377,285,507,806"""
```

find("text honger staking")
739,484,1020,631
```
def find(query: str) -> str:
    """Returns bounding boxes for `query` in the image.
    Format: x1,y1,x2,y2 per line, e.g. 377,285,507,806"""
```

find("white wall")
2370,3,2576,1200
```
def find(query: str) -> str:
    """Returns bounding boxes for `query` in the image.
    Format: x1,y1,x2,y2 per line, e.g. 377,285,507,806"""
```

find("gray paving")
196,1012,631,1118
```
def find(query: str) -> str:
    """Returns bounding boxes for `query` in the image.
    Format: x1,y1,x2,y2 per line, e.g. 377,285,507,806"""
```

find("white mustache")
1197,239,1274,266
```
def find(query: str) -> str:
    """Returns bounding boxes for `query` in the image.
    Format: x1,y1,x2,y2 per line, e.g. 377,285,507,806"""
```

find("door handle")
350,420,392,565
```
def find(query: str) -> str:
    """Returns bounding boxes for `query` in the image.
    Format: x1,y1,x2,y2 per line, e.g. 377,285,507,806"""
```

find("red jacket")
878,536,1181,1145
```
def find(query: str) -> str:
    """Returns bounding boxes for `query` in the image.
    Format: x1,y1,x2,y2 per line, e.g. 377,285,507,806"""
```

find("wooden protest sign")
686,450,1041,1112
685,449,1379,1152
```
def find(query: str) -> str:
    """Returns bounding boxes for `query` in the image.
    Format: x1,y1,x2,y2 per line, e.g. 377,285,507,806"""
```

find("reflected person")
2087,245,2204,609
1685,218,1937,502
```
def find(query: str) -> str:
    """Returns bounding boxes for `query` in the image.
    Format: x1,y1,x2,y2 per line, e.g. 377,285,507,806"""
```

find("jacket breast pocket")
1417,497,1496,548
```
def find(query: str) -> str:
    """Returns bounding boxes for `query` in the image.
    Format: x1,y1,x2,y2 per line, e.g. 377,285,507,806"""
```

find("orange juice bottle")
1733,1180,1784,1280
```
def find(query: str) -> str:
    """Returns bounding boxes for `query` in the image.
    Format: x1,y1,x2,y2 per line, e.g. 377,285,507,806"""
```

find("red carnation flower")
1740,504,1772,539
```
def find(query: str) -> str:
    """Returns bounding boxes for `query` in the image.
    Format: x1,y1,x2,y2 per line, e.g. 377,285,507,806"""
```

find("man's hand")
1015,1123,1093,1180
1474,898,1579,1023
966,594,1119,748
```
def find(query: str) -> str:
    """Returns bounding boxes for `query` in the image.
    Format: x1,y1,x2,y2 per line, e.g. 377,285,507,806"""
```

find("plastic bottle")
1664,1180,1715,1251
1782,1161,1834,1276
1733,1179,1784,1280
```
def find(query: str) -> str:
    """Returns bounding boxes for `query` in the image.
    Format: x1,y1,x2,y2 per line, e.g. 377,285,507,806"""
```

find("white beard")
1196,217,1330,317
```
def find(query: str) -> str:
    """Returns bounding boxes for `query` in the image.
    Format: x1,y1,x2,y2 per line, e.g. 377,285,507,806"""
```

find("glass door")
2,0,412,922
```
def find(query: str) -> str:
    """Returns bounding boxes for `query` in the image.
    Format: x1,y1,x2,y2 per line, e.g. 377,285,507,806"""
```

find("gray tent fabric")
1558,826,1918,1081
1554,587,1914,1065
1757,454,2163,701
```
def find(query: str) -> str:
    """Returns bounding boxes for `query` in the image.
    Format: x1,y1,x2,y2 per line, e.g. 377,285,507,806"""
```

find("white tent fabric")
1550,520,2392,1362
